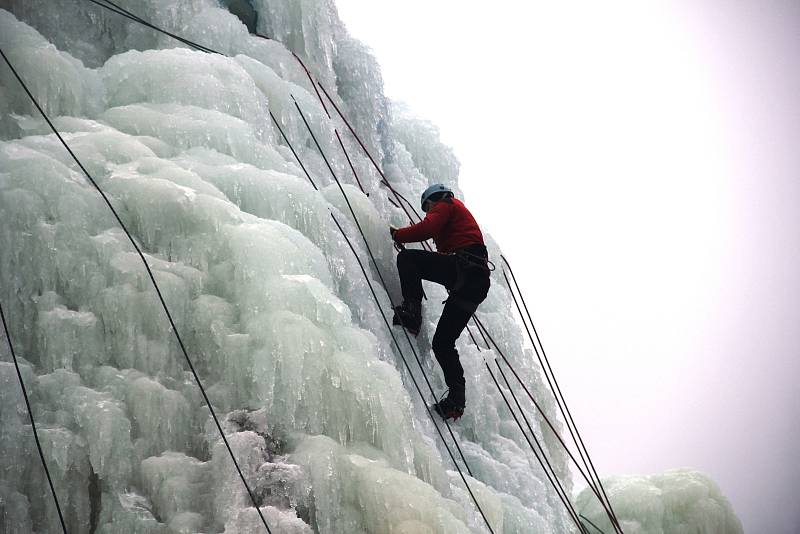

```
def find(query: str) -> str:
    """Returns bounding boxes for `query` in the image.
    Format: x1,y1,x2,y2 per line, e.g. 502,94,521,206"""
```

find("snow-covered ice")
576,470,744,534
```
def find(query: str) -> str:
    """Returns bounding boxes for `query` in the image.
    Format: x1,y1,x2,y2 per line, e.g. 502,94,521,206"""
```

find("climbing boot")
392,300,422,336
432,393,465,421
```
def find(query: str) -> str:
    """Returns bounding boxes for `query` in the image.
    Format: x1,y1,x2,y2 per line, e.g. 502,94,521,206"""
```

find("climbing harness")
454,248,495,272
448,246,493,296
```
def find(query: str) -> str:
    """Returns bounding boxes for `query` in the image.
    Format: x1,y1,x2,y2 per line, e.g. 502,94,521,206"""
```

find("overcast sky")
335,1,800,532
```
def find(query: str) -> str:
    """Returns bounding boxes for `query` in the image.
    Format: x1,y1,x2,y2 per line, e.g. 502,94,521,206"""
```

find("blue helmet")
421,184,453,211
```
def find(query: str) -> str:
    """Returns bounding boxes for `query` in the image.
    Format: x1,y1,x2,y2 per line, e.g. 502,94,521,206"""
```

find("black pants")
396,245,490,404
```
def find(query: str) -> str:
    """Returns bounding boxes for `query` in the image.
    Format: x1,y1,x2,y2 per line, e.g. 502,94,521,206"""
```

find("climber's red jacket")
393,198,484,254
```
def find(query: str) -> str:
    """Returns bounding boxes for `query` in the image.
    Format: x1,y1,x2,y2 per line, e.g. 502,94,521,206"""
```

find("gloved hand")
389,227,404,251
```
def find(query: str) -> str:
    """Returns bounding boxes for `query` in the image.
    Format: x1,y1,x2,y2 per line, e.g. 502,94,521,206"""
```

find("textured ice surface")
0,1,741,533
577,470,744,534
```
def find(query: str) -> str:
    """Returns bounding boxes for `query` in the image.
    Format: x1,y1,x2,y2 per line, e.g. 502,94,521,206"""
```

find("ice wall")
576,470,744,534
0,1,573,532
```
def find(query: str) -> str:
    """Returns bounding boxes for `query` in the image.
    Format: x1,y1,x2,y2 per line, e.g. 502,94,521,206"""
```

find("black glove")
390,227,405,251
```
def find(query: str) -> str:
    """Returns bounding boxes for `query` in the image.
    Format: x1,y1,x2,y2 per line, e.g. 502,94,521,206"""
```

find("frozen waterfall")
0,1,574,532
0,0,749,532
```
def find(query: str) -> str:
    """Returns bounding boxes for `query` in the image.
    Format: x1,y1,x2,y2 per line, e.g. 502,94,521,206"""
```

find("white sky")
335,1,800,532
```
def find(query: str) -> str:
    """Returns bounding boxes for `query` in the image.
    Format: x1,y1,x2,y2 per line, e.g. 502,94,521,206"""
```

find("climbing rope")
284,45,368,195
0,301,69,534
89,0,220,54
472,316,623,533
479,350,588,533
0,46,274,534
501,256,622,531
297,31,626,533
314,80,430,225
281,44,431,238
581,514,610,534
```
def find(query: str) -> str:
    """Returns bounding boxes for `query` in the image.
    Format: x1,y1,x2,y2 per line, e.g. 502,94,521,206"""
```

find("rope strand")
468,326,588,533
472,315,622,532
484,361,589,534
0,301,69,534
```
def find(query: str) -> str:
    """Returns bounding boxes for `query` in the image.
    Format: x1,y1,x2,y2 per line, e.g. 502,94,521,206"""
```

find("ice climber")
390,184,491,421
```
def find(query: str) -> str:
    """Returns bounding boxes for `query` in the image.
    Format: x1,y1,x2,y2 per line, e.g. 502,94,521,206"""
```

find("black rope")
484,360,588,534
314,79,437,256
270,80,493,530
292,65,405,209
581,514,610,534
334,128,367,194
473,316,492,349
501,257,622,532
270,93,474,493
291,95,395,294
268,80,493,531
314,81,427,225
0,302,69,534
0,47,274,534
472,315,622,533
488,351,587,532
467,319,586,532
287,49,368,195
464,323,483,349
269,111,318,191
296,90,588,532
276,37,620,529
284,48,331,118
88,0,220,55
308,74,436,253
500,271,598,492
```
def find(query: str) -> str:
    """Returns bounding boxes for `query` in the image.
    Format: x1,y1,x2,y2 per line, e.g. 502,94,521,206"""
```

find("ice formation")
0,1,743,534
0,1,572,532
576,470,744,534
